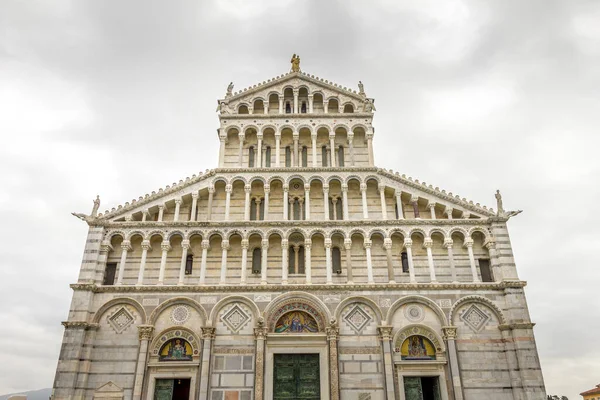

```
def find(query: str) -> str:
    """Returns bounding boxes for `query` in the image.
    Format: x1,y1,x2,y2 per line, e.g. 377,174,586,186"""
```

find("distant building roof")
581,384,600,396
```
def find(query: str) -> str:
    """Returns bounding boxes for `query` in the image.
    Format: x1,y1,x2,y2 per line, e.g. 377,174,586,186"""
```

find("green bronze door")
154,379,174,400
404,377,423,400
274,354,320,400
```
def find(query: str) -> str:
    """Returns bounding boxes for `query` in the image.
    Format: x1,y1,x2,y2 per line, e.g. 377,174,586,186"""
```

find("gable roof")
581,384,600,396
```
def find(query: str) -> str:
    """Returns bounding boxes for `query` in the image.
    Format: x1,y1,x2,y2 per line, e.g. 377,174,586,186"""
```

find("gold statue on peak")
290,54,300,72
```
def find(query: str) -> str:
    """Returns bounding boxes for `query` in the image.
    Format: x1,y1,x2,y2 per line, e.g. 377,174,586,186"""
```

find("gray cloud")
1,0,599,397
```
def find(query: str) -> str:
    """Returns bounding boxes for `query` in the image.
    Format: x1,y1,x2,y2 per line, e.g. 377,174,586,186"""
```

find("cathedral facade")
52,59,546,400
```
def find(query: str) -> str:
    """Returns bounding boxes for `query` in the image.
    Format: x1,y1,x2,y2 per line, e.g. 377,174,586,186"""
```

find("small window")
288,246,305,274
329,198,335,220
250,200,257,221
293,199,301,220
301,102,307,113
479,259,493,282
343,104,354,113
285,102,291,114
252,248,261,274
321,146,328,167
336,198,343,220
332,247,342,274
248,146,255,168
302,146,308,167
103,263,117,285
265,146,271,167
338,145,345,167
401,252,409,273
259,200,265,220
395,203,399,219
238,105,249,114
285,146,291,167
185,255,193,275
298,246,305,274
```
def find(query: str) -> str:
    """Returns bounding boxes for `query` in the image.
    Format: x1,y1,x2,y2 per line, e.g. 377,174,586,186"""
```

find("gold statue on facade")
290,54,300,72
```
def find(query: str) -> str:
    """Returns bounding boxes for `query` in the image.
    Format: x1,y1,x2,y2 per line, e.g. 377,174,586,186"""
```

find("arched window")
338,145,345,167
343,104,354,113
248,146,255,167
288,245,305,274
250,200,257,221
301,102,307,113
285,146,291,167
238,105,249,114
298,246,305,273
285,102,291,114
252,248,261,274
302,146,308,167
265,146,271,167
321,146,328,167
185,254,193,275
332,247,342,274
336,198,343,220
103,263,117,285
401,252,409,273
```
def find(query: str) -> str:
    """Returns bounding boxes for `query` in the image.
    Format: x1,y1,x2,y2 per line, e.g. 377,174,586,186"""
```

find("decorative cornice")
221,112,374,120
62,321,99,330
498,322,536,331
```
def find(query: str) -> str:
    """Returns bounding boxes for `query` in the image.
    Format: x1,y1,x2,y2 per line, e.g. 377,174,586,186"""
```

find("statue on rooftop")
495,190,504,215
226,82,234,98
290,54,301,72
92,195,100,217
217,100,231,114
363,98,376,112
358,81,365,96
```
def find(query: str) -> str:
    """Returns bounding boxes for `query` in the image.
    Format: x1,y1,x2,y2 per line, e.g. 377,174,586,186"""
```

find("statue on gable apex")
91,195,100,217
495,190,504,215
226,82,234,98
358,81,365,96
290,54,301,72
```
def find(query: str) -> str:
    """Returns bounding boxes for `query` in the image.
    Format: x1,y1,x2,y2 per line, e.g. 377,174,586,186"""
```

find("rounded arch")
278,124,296,134
264,291,331,332
385,295,448,326
266,90,281,99
145,229,166,241
428,228,448,241
268,175,285,185
448,226,469,240
449,296,506,325
348,227,368,238
332,123,350,133
351,123,369,133
209,295,261,326
308,175,325,185
389,227,408,238
126,230,145,241
225,229,245,240
392,324,446,354
308,228,327,239
211,177,228,187
207,230,225,241
344,175,363,185
237,103,250,114
230,176,248,185
296,124,313,134
249,176,267,185
408,227,427,240
105,230,126,242
149,297,208,325
363,175,381,185
167,230,186,241
260,124,278,134
225,125,242,135
468,226,491,241
297,84,310,94
285,174,307,185
327,175,344,185
245,229,265,240
150,326,201,358
285,227,308,240
368,228,388,239
335,296,383,323
266,228,285,240
187,229,205,240
243,124,260,135
92,297,147,324
314,124,330,133
328,228,347,240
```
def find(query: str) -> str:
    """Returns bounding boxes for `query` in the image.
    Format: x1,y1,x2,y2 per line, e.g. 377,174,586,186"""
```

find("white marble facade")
51,65,546,400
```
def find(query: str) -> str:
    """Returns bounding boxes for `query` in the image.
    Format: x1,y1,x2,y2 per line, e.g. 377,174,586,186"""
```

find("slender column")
308,94,314,113
240,239,249,285
485,239,501,281
364,240,374,284
255,198,261,220
444,239,458,282
298,198,304,220
218,135,226,167
395,192,404,219
133,325,154,400
410,195,420,218
383,238,395,283
158,241,171,285
157,205,164,222
199,328,216,400
263,185,270,220
404,238,416,283
329,133,336,167
304,239,312,284
445,207,453,220
423,238,437,283
429,202,437,219
379,184,387,219
178,240,190,285
136,240,151,285
219,240,229,284
327,324,340,400
278,96,283,114
97,242,112,282
283,184,289,220
293,89,299,113
344,239,353,283
173,198,182,222
293,133,299,167
257,133,263,167
142,209,148,222
199,240,209,284
311,133,317,167
190,192,199,221
331,198,338,220
378,326,396,400
347,133,355,166
263,102,269,114
325,238,333,284
465,239,480,282
116,240,131,285
244,184,251,220
224,184,232,221
293,246,300,274
260,240,269,284
304,184,311,220
442,327,464,400
253,326,267,400
360,183,369,219
342,184,349,220
207,187,214,220
238,133,245,167
323,184,330,221
326,148,331,166
275,133,281,167
366,132,374,166
281,239,289,284
324,99,329,113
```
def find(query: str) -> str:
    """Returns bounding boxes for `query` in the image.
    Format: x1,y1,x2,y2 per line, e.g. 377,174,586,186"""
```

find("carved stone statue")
495,190,504,215
216,101,231,115
226,82,234,98
91,195,100,217
290,54,300,72
363,98,376,112
358,81,365,96
505,210,523,218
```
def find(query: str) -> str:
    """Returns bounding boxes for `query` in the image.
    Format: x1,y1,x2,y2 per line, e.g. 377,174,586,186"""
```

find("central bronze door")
274,354,320,400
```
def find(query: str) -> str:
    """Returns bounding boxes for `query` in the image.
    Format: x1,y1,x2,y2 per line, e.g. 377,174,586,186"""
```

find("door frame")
396,362,449,400
264,334,329,400
145,367,198,400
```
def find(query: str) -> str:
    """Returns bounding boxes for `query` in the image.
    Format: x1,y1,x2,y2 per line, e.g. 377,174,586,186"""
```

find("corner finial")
290,54,300,72
226,82,234,98
92,195,100,217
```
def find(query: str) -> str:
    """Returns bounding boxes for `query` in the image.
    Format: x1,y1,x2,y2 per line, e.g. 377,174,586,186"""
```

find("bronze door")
274,354,320,400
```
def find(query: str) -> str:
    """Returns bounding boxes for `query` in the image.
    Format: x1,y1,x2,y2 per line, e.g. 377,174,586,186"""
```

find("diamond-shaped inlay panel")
221,304,251,334
108,307,134,334
460,304,490,332
344,305,372,333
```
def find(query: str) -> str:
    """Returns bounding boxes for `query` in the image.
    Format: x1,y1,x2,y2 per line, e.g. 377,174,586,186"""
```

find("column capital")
484,238,497,249
254,198,262,205
428,201,436,209
444,207,453,216
360,183,367,192
138,325,154,340
254,326,267,339
225,184,232,193
462,211,471,219
344,238,352,249
341,183,348,192
307,93,314,99
304,238,312,248
241,239,249,249
378,183,386,192
324,238,332,248
100,241,113,253
264,184,270,193
410,194,419,204
363,239,372,249
311,132,317,139
244,184,251,193
403,238,413,248
298,198,304,205
304,183,311,191
275,132,281,139
329,132,336,139
423,238,433,248
161,241,172,252
201,240,210,250
378,325,393,340
121,240,132,251
383,238,392,249
347,132,354,140
283,184,289,192
257,132,263,139
221,240,230,250
238,133,245,142
261,239,269,249
174,198,182,205
208,187,215,194
191,191,199,199
443,238,454,248
293,88,299,95
326,325,339,340
442,326,458,340
141,240,152,251
158,204,165,210
292,132,299,139
323,184,330,192
281,239,289,248
463,238,474,248
201,327,216,340
125,215,133,222
181,239,191,250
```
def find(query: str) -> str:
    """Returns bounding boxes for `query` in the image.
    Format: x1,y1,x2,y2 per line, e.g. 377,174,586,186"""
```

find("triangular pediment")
94,381,123,394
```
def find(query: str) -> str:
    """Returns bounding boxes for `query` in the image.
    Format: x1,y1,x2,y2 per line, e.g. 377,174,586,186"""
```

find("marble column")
305,239,312,284
364,239,374,284
132,325,153,400
342,184,349,220
442,326,464,400
263,185,270,220
116,240,131,285
325,238,333,284
254,324,267,400
444,238,458,282
225,184,232,221
331,198,338,220
485,239,501,281
324,99,329,113
97,241,112,283
281,239,289,284
263,102,269,114
255,198,262,221
244,184,251,220
445,207,453,220
311,134,317,167
464,239,480,282
238,133,245,167
173,198,182,222
304,184,311,220
360,184,369,219
158,241,171,285
308,94,314,113
383,238,395,283
423,238,437,283
344,239,353,283
348,133,355,166
199,327,215,400
323,184,330,220
136,240,151,285
240,239,249,285
429,202,437,220
275,133,281,167
327,324,340,400
404,238,416,283
379,184,387,219
219,240,229,284
142,209,148,222
395,192,404,219
157,205,164,222
257,133,263,167
260,240,269,285
293,89,299,113
329,133,336,167
283,184,289,220
298,198,304,220
366,132,374,166
410,195,420,218
293,134,299,167
278,97,283,114
177,240,190,285
199,240,209,284
190,192,199,221
207,188,214,221
378,326,396,400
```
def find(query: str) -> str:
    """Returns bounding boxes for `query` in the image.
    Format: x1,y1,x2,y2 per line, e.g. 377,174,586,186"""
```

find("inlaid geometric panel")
170,305,190,325
460,304,490,333
108,307,134,334
404,304,425,323
344,305,372,333
221,304,251,334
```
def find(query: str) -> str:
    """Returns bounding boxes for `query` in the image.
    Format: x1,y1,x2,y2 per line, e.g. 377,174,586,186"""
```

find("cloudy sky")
1,0,599,397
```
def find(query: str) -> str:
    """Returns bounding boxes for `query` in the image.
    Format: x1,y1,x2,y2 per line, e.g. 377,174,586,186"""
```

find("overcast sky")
1,0,599,398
